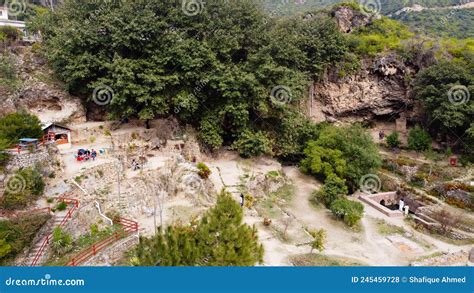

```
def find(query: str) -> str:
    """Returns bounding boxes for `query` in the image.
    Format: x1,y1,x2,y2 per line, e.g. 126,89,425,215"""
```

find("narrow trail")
283,166,412,266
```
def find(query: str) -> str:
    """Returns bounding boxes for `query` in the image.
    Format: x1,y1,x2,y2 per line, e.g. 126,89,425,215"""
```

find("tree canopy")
0,112,43,146
35,0,347,154
301,125,381,188
413,60,473,153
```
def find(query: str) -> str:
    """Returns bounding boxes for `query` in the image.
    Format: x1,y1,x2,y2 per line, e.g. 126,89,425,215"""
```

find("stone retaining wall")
7,148,50,171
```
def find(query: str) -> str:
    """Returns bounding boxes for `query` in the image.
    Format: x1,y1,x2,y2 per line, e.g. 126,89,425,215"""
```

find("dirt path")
283,166,425,266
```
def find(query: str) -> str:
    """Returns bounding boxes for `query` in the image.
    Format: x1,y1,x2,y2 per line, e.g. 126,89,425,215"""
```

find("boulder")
333,6,372,33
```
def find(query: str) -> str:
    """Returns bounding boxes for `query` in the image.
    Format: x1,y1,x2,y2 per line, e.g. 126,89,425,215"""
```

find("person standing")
240,194,245,207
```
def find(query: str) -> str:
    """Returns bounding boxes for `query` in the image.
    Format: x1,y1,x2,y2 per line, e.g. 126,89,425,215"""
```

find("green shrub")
51,227,73,255
55,201,68,212
0,54,18,89
408,126,432,152
0,167,45,210
0,214,51,265
244,194,255,208
330,198,364,227
313,174,348,207
309,229,326,253
386,132,401,149
0,151,10,172
233,130,271,158
196,162,211,179
301,124,381,188
0,26,21,42
350,18,413,56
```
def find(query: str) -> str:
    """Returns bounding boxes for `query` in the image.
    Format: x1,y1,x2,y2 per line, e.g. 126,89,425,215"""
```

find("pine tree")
130,191,264,266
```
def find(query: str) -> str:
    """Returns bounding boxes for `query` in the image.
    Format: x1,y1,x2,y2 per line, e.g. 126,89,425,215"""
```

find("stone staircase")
20,210,67,266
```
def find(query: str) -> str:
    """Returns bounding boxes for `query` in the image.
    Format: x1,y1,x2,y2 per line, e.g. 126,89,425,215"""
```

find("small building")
42,123,72,149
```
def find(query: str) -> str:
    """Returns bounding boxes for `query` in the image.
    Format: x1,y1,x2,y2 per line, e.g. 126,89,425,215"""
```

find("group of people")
76,149,97,162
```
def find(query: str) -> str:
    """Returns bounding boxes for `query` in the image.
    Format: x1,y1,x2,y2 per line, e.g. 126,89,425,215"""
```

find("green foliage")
55,201,68,212
0,141,10,171
51,227,73,255
309,229,327,253
386,132,401,149
301,125,381,188
272,111,323,159
393,8,474,39
38,0,348,153
1,167,45,210
407,126,432,152
196,162,211,179
264,0,468,16
349,17,414,56
0,112,43,146
233,130,272,158
0,214,51,265
0,238,12,258
301,142,347,180
330,198,364,227
413,60,473,155
0,26,21,42
130,190,264,266
0,53,19,90
313,174,348,207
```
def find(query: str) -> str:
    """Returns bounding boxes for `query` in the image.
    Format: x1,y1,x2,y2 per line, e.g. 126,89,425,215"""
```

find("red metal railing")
67,218,139,266
29,198,79,266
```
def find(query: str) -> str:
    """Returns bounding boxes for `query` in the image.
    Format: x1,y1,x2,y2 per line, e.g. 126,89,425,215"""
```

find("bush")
0,214,51,265
309,229,326,253
244,194,255,208
196,162,211,179
233,130,271,158
313,174,348,207
0,26,21,43
408,126,432,152
386,132,401,149
0,54,18,88
301,124,381,188
330,198,364,227
0,167,45,210
0,151,10,172
55,201,68,211
301,142,347,181
51,227,73,255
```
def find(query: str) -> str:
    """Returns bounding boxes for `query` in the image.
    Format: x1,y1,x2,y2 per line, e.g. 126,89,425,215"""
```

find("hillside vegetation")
25,0,473,161
32,0,349,158
263,0,471,15
393,8,474,39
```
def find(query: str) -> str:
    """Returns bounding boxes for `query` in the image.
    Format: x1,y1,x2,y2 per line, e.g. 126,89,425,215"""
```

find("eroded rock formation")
0,47,86,124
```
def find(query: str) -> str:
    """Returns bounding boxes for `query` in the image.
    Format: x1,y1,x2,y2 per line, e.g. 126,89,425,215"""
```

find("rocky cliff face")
0,46,86,124
308,54,419,123
306,7,422,124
